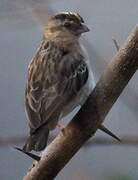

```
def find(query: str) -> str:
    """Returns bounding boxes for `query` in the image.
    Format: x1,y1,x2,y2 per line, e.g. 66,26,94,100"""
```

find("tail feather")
23,125,49,152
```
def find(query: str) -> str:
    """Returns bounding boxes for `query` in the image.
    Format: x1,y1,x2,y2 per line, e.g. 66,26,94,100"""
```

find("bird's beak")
78,23,90,34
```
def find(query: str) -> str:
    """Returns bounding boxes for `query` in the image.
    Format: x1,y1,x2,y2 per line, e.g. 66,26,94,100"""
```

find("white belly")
62,43,95,118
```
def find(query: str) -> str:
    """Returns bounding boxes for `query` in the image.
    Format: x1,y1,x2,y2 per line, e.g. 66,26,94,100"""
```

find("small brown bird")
23,12,120,153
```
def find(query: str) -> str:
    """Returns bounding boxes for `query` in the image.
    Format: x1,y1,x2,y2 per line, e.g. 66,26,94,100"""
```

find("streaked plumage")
23,12,120,153
23,12,93,152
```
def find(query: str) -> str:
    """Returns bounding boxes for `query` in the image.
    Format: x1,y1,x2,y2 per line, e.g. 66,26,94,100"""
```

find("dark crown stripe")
51,12,84,23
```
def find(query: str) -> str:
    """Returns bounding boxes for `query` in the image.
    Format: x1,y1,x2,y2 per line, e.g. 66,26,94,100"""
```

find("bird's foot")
56,123,65,134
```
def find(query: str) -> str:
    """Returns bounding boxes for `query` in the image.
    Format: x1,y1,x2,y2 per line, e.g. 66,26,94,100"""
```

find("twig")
24,26,138,180
112,38,120,51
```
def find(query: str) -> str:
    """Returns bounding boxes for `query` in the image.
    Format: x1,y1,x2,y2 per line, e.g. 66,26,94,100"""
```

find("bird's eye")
63,22,71,28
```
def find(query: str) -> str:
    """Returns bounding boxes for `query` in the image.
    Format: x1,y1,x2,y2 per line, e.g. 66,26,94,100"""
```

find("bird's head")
44,12,89,46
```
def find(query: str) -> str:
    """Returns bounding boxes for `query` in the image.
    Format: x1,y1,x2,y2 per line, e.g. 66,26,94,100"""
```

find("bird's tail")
23,125,49,152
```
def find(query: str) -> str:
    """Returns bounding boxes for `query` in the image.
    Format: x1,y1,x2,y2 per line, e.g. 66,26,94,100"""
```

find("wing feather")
25,40,89,131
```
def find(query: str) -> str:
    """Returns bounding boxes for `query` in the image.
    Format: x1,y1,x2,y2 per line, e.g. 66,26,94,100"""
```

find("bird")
22,12,120,153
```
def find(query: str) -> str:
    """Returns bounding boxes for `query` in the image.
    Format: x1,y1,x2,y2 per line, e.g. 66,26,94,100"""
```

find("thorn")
99,125,121,142
112,37,120,51
13,146,41,161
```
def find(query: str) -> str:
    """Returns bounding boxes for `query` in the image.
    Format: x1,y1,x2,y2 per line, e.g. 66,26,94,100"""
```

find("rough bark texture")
24,26,138,180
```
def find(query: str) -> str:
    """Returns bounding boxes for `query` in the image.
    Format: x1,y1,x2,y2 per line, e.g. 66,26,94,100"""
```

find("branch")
24,26,138,180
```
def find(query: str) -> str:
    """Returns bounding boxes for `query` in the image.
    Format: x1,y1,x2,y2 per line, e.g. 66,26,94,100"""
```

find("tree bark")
24,26,138,180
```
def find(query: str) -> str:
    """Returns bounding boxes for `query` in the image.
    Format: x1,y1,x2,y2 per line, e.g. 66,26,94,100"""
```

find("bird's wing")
25,41,89,132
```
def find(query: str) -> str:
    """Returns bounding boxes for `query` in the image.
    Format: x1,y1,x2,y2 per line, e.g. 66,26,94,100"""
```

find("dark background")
0,0,138,179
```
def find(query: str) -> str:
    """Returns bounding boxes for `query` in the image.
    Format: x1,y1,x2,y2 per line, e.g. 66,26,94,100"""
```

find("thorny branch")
23,26,138,180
